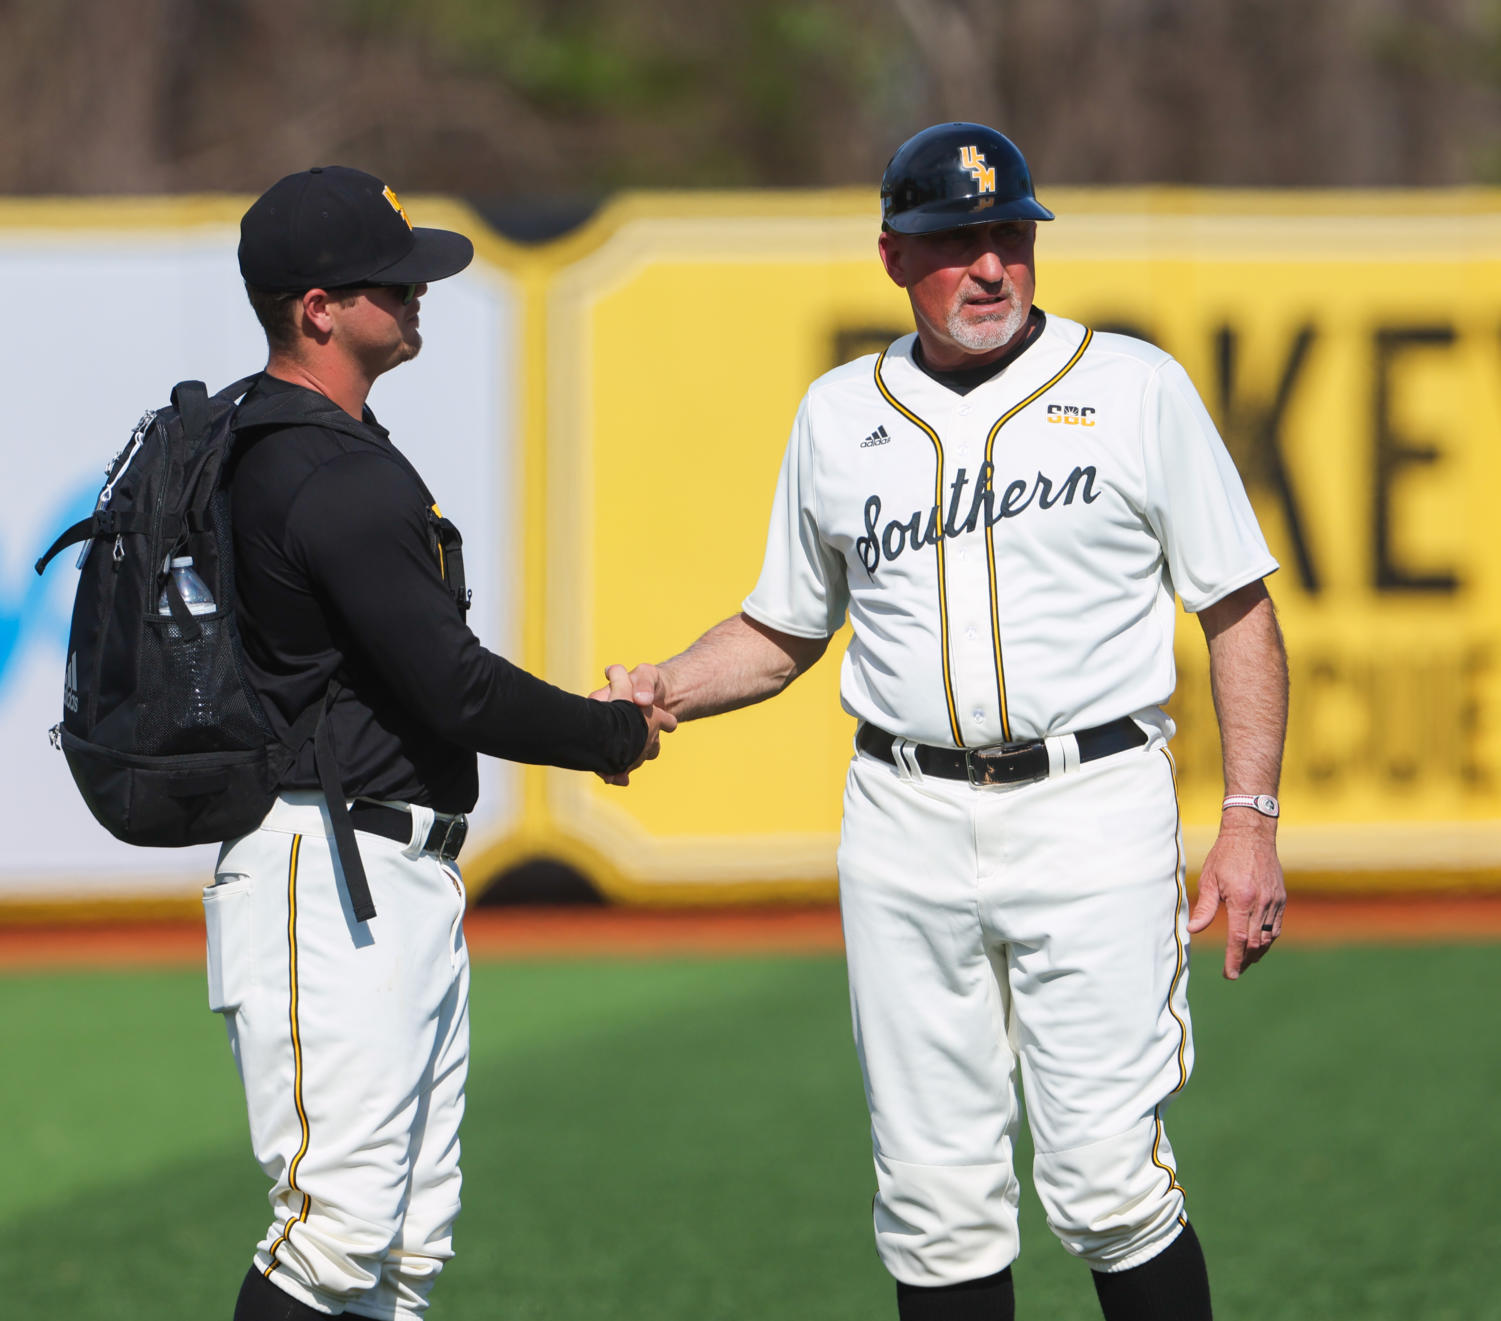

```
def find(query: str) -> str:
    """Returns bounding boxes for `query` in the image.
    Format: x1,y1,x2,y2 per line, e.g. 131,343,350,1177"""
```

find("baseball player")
217,167,674,1321
603,123,1287,1320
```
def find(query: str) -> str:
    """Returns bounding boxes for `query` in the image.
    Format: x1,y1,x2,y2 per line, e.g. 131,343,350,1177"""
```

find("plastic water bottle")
158,556,216,616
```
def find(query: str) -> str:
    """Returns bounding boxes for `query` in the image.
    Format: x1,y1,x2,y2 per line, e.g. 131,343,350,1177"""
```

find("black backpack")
35,378,376,920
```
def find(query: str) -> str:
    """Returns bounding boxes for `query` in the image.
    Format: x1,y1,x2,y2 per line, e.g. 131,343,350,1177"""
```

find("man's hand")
588,663,676,786
588,662,668,715
586,615,828,785
623,662,667,713
1187,816,1286,980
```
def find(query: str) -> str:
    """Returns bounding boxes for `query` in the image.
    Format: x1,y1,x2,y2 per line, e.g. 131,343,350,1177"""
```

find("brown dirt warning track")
1,895,1500,971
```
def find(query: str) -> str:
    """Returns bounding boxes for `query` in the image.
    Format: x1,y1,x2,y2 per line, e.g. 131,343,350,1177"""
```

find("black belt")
857,717,1147,787
348,801,469,862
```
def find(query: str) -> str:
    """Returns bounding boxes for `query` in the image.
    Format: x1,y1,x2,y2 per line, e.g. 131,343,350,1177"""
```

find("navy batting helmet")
880,123,1054,234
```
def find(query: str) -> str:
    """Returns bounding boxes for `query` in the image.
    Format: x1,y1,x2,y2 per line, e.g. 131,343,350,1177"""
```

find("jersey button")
972,710,984,722
958,403,971,416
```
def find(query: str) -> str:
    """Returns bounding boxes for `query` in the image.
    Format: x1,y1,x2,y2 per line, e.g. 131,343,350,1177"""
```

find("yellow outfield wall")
2,188,1498,912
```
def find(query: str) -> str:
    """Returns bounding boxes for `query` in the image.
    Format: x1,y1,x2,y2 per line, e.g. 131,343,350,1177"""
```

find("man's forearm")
1199,581,1288,797
1192,577,1290,977
656,612,829,721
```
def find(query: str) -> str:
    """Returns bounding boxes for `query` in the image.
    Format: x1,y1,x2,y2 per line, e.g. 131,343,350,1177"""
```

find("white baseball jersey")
743,312,1278,748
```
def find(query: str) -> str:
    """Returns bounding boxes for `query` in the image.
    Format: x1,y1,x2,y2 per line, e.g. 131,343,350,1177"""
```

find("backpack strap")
315,712,375,924
34,509,155,575
284,681,376,924
170,380,210,448
35,516,97,574
178,376,264,535
215,375,262,404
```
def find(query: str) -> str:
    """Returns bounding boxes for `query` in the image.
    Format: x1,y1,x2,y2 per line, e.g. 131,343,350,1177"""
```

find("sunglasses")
326,282,419,305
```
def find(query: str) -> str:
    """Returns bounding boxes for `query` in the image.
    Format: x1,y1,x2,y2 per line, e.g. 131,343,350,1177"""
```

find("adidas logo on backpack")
63,651,80,714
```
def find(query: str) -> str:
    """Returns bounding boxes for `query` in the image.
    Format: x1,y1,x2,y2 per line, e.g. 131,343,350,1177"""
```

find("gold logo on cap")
959,146,996,193
383,185,413,230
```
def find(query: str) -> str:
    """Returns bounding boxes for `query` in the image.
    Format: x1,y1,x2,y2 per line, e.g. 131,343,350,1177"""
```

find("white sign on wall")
0,208,520,901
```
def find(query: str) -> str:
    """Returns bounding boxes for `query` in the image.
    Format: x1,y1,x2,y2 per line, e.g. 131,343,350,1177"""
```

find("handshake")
589,662,676,786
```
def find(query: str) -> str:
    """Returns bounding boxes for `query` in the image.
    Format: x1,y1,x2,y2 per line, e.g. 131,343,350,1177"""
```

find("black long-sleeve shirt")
228,373,646,812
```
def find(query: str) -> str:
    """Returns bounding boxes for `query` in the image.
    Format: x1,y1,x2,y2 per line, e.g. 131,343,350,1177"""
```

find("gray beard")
946,297,1028,354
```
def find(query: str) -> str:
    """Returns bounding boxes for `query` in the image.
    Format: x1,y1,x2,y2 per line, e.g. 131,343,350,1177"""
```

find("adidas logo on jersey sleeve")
860,425,892,448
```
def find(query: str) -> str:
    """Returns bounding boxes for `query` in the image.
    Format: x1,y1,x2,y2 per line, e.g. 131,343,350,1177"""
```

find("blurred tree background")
1,0,1497,230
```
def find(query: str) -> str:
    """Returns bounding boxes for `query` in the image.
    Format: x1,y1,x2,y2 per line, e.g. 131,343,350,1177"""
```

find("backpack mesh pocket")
138,614,266,754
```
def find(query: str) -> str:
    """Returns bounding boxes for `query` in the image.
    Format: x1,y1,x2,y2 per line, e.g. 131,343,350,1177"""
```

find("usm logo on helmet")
1047,404,1097,426
383,185,413,230
959,145,996,193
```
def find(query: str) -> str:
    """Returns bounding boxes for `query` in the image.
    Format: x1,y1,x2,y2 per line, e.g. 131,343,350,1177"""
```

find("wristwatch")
1222,793,1279,819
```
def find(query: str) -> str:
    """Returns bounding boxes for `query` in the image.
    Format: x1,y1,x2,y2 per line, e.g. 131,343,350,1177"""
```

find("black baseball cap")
238,165,474,292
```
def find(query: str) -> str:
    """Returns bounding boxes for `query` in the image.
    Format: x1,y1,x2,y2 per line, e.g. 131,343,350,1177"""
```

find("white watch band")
1222,793,1279,818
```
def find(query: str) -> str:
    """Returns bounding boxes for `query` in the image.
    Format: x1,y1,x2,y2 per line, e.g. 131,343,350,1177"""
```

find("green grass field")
2,942,1497,1319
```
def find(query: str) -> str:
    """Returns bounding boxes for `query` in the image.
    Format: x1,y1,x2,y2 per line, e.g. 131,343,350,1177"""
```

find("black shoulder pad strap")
215,375,261,403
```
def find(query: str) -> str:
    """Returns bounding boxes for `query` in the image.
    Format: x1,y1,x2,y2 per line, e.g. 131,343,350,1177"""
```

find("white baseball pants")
837,738,1193,1287
205,792,471,1318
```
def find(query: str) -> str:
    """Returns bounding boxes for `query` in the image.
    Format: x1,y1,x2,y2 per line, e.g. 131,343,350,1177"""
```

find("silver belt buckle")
964,744,1010,787
964,741,1042,787
435,812,468,861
